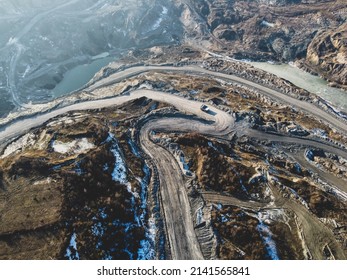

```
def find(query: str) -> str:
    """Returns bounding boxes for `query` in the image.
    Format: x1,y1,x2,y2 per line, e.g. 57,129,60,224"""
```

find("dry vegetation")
0,98,165,259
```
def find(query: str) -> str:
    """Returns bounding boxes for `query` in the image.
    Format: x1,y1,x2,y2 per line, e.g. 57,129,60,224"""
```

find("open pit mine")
0,0,346,260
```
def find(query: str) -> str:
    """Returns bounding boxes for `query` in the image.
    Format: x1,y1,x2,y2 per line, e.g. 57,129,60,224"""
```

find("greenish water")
249,62,347,112
52,59,347,113
52,56,115,97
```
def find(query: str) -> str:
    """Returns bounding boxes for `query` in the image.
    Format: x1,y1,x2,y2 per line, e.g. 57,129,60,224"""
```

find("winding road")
1,64,347,259
87,64,347,135
0,89,233,260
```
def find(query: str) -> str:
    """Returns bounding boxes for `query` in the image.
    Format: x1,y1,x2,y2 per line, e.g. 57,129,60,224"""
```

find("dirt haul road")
0,89,234,260
1,65,347,259
87,64,347,135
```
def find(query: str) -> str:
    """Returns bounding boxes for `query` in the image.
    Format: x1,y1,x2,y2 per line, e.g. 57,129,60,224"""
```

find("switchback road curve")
1,65,346,259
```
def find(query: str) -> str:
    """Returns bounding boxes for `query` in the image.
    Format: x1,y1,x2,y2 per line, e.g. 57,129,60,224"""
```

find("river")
51,55,115,97
249,62,347,112
54,58,347,113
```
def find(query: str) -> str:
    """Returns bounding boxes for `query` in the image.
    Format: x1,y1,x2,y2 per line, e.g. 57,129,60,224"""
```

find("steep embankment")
181,0,347,88
304,23,347,90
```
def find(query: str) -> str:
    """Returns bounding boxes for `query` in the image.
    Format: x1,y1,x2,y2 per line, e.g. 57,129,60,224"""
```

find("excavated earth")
1,0,347,261
182,0,347,89
0,56,346,259
0,0,345,123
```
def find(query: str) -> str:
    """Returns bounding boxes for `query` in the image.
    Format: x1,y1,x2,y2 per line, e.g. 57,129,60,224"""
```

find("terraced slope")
0,63,346,259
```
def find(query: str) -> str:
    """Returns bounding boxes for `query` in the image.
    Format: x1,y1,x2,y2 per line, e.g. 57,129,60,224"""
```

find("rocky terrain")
0,0,346,261
0,100,169,259
181,0,347,88
303,22,347,89
0,56,346,259
0,0,346,119
0,0,183,116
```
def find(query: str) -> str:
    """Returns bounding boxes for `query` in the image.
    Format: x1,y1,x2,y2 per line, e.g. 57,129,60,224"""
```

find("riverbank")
249,61,347,112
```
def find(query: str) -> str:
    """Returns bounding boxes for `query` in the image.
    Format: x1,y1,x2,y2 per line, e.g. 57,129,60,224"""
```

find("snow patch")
103,163,109,171
138,82,153,90
260,20,275,27
294,163,302,174
128,139,141,157
52,138,95,154
221,214,230,223
305,149,314,161
47,116,75,127
92,52,109,60
91,222,105,237
108,133,157,259
257,212,279,260
34,177,52,185
196,207,205,225
1,133,36,158
311,128,327,138
215,203,223,210
137,164,158,260
180,153,190,172
151,6,168,30
74,161,84,175
149,103,158,111
109,135,128,184
258,209,288,225
108,135,141,221
22,65,31,78
208,141,225,154
127,183,140,199
138,216,157,260
6,37,18,46
248,168,267,184
65,232,79,260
